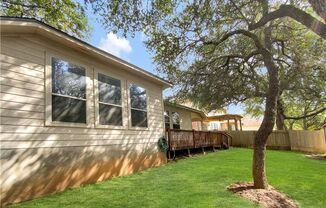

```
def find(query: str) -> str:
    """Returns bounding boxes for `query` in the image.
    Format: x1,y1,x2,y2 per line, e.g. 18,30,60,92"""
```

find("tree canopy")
86,0,325,110
0,0,90,38
244,19,326,130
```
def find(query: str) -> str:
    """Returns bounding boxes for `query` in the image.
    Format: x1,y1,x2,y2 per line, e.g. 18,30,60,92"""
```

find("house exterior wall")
164,105,206,130
0,34,166,205
207,121,236,131
164,105,193,130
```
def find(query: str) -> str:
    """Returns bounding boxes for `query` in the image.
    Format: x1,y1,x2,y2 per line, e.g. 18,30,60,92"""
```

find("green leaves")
1,0,90,39
85,0,323,116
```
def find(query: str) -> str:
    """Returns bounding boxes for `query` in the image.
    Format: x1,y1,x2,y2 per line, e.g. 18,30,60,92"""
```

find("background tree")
0,0,90,38
87,0,325,189
282,92,325,130
245,22,326,130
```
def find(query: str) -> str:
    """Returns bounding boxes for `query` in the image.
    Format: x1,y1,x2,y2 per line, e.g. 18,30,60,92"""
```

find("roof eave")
0,17,172,89
164,101,207,119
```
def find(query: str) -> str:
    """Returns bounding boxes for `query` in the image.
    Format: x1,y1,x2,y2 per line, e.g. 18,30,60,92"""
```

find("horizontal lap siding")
0,35,165,149
0,32,166,206
0,85,44,98
1,144,166,205
0,100,44,111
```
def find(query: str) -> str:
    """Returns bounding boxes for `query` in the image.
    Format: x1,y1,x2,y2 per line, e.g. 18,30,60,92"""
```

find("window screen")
98,73,122,126
129,84,147,127
164,110,170,129
172,112,181,129
51,57,86,123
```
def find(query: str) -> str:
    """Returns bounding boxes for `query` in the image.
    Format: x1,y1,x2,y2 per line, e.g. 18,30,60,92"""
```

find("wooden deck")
166,129,232,158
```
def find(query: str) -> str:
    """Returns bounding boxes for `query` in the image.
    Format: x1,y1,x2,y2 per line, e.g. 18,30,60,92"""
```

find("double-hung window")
172,112,181,129
129,84,148,128
51,57,86,123
97,73,123,126
164,110,170,129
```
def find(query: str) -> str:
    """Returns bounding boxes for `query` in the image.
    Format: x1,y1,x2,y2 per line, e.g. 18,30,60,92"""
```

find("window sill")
45,121,92,128
95,124,127,130
128,126,149,131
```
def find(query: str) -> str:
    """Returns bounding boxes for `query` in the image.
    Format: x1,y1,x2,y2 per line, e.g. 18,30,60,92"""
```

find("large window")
172,112,180,129
209,122,218,130
97,73,123,126
51,57,86,123
129,84,147,127
164,110,170,129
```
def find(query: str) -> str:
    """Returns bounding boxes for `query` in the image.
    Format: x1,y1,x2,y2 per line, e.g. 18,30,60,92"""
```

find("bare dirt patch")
306,154,326,161
227,182,299,208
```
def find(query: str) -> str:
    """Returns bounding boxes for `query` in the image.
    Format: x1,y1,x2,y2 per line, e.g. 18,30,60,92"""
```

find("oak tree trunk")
253,66,279,188
252,0,280,189
276,98,287,130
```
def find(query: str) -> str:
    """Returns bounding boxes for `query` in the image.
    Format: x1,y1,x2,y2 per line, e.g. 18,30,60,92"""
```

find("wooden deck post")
192,129,196,148
211,131,216,151
240,119,243,131
167,128,171,160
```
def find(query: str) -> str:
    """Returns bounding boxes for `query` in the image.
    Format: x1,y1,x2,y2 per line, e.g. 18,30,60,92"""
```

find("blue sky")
85,10,243,114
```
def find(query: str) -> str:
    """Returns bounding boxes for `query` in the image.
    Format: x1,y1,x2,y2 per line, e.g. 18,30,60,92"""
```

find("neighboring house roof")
164,101,245,122
240,116,262,130
0,16,172,88
206,114,243,121
164,101,207,118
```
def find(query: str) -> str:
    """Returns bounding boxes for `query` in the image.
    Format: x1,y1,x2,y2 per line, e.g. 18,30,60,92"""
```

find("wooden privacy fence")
166,129,232,151
229,129,326,153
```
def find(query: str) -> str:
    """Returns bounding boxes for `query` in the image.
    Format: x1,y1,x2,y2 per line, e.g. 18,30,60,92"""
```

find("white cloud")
98,32,132,58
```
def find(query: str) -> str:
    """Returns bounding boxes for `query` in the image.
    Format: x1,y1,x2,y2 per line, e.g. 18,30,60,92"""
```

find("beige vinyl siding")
0,34,166,205
0,35,165,149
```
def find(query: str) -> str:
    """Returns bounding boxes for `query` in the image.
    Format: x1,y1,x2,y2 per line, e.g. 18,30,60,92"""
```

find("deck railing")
166,129,232,151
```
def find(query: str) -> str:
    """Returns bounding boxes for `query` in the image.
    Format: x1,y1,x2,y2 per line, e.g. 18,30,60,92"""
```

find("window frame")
94,69,127,129
164,110,171,129
45,52,92,128
171,111,181,129
127,81,149,130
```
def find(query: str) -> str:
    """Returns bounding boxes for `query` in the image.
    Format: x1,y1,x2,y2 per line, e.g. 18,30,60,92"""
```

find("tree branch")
204,29,264,50
308,0,326,21
230,0,250,25
249,5,326,39
284,107,326,120
244,50,260,62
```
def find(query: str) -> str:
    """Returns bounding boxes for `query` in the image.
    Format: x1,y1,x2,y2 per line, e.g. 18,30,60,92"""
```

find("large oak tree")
87,0,324,189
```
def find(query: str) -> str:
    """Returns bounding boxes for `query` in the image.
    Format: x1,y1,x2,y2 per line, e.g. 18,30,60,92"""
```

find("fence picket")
229,130,326,153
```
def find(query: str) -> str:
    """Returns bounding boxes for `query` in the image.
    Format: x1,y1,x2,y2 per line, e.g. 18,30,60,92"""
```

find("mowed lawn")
11,148,326,208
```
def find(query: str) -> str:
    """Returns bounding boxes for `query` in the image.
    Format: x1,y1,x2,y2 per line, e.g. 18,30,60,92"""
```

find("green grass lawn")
11,148,326,208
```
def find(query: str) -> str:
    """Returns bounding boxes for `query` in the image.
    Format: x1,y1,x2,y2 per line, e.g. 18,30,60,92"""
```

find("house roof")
0,16,172,88
164,101,207,118
205,114,243,121
164,101,244,121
